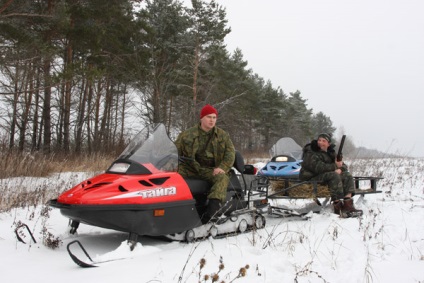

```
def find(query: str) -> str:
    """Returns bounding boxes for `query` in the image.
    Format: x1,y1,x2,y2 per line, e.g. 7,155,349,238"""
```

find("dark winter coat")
299,140,347,180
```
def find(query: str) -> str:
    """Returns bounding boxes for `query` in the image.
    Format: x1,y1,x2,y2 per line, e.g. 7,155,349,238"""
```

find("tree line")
0,0,337,156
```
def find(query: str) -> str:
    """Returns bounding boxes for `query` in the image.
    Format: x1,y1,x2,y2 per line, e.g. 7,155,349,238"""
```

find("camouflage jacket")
299,140,348,180
175,124,235,175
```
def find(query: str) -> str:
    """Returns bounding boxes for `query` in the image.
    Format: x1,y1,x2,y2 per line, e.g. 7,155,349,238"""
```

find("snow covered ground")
1,158,424,283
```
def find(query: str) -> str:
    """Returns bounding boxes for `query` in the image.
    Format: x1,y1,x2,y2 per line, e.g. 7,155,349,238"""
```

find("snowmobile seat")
233,150,245,174
185,178,210,196
226,151,244,193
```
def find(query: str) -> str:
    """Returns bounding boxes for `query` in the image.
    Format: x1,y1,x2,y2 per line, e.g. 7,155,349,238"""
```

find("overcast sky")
214,0,424,157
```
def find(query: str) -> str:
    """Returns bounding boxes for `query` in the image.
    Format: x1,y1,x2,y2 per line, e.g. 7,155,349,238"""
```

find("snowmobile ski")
66,240,127,268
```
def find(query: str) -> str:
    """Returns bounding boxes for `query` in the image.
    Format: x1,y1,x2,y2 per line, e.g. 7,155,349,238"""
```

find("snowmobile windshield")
111,123,178,173
269,137,303,160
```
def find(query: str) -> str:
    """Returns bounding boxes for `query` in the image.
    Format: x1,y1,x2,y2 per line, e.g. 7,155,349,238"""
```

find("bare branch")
1,13,53,18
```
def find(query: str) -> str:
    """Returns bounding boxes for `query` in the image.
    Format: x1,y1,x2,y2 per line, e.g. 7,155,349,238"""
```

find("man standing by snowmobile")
175,104,235,223
299,133,362,217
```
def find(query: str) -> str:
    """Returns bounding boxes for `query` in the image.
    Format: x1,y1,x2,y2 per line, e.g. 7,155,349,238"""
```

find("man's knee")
212,173,230,185
326,171,341,181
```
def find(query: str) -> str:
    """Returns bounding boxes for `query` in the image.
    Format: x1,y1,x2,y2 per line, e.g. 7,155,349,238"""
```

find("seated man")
175,104,235,223
299,133,361,216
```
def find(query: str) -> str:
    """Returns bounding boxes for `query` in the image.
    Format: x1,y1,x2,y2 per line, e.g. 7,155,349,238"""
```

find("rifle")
337,135,346,162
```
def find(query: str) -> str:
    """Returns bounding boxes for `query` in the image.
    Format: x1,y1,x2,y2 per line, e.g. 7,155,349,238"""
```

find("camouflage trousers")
179,168,229,203
310,171,355,200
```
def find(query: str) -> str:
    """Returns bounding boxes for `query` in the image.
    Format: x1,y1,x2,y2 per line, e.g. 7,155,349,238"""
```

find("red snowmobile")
49,123,267,248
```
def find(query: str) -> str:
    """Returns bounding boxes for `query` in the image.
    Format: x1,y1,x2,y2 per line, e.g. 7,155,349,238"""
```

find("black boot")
202,199,222,223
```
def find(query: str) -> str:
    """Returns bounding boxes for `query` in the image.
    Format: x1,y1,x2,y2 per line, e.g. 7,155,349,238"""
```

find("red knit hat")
200,104,218,119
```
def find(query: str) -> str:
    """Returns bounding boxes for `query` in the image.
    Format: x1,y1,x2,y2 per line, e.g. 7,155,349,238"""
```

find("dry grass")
0,151,114,213
0,151,114,179
269,181,331,198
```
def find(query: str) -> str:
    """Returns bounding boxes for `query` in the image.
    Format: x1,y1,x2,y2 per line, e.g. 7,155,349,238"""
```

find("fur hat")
200,104,218,119
318,133,332,143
